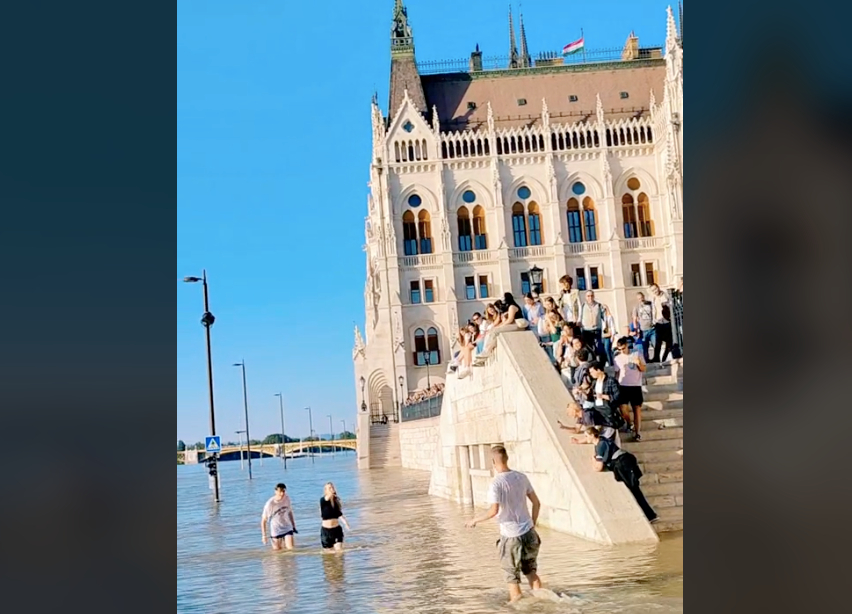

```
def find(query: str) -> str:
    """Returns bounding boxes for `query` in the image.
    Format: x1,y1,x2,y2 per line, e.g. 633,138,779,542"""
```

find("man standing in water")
465,446,542,603
261,483,297,550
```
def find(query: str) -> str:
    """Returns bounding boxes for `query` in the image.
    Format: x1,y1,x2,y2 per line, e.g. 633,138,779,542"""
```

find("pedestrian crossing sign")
205,436,221,453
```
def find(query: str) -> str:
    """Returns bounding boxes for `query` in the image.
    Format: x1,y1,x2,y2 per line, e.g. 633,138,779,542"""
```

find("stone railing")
398,254,441,268
401,394,443,422
619,236,664,250
508,245,549,260
565,241,609,255
452,250,497,266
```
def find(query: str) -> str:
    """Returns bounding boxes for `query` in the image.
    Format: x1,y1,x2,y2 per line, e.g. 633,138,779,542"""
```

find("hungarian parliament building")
354,1,683,418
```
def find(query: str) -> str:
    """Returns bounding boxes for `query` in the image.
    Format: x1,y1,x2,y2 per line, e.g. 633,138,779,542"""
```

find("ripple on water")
178,456,682,613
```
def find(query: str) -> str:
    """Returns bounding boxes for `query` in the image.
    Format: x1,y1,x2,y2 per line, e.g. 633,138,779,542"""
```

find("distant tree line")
178,431,356,451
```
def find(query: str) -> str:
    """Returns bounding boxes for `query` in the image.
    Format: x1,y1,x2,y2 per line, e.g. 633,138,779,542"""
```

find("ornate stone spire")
666,5,678,52
388,0,426,117
595,93,605,126
519,11,531,68
508,5,520,68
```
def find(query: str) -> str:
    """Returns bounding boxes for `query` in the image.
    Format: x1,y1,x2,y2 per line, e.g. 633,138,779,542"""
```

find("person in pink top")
612,337,647,441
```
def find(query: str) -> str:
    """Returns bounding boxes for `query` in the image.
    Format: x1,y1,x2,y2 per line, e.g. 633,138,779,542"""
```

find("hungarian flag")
562,36,584,56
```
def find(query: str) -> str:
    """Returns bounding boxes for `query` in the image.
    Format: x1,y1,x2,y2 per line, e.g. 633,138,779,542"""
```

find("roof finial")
678,1,683,41
596,93,605,125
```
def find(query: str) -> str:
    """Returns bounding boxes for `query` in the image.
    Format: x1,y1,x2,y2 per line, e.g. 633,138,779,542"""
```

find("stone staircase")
368,422,402,469
620,360,684,533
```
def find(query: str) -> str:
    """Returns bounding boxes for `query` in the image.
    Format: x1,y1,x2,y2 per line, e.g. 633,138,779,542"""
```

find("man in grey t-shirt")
261,483,297,550
465,446,542,603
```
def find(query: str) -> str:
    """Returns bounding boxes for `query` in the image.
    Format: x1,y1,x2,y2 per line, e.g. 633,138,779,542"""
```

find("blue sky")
177,0,677,443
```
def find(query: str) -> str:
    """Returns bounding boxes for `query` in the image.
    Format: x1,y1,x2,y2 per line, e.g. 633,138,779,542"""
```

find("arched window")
582,197,598,242
567,198,582,243
511,203,527,247
527,202,543,246
621,178,654,239
637,192,654,237
622,194,638,239
472,205,488,250
457,206,473,252
413,326,441,366
413,328,427,365
427,327,441,364
418,210,433,254
403,210,418,255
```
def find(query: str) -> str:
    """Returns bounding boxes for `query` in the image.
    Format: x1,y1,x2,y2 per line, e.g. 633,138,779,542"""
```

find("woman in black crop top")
320,482,350,551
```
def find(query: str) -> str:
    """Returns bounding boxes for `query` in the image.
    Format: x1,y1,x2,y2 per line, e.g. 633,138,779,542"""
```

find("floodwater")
177,454,683,614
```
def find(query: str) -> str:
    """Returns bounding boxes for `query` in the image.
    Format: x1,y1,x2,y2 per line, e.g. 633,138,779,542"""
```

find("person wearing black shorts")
612,337,647,441
320,482,350,551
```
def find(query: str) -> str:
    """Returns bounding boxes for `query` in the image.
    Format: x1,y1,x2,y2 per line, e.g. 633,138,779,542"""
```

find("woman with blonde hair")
320,482,351,551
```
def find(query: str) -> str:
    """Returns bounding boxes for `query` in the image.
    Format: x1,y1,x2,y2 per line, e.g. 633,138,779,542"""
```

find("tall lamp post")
274,393,287,469
304,406,314,464
424,352,432,388
183,271,220,503
233,360,252,479
340,419,347,441
529,265,543,296
398,376,405,423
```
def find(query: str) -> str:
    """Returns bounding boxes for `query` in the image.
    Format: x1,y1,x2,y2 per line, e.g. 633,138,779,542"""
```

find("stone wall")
428,329,659,545
399,416,440,471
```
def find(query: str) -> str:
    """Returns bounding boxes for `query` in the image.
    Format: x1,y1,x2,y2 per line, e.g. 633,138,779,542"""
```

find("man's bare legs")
506,573,541,602
270,535,295,551
507,582,523,602
526,572,542,590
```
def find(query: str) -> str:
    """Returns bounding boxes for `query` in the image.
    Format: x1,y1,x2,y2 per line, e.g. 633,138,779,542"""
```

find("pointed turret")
519,11,531,68
388,0,426,118
666,5,678,52
508,6,520,68
678,1,683,44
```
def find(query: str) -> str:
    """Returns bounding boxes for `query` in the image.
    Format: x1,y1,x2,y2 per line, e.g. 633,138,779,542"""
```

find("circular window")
627,177,641,191
408,194,422,207
462,190,476,203
571,182,586,196
518,186,531,199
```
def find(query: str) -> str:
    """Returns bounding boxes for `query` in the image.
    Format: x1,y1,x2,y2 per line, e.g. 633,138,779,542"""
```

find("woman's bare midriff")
322,519,340,529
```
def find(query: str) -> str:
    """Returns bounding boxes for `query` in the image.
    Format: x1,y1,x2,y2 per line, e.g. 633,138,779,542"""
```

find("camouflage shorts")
497,528,541,584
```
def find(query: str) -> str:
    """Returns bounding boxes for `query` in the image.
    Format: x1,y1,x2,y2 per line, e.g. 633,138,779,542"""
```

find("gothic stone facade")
354,2,683,427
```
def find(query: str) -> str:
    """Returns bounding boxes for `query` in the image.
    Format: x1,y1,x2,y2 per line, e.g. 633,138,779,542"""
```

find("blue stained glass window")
572,182,586,195
408,194,422,207
463,190,476,203
512,214,528,247
518,186,531,200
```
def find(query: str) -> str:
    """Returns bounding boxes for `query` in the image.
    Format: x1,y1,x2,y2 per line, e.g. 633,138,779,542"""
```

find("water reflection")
177,456,682,613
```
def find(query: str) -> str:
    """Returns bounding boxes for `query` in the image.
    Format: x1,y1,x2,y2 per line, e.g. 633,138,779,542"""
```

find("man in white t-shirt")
261,483,297,550
465,446,542,603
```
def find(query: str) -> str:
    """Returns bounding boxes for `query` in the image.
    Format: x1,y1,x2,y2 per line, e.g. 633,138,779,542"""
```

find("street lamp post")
274,393,287,469
183,270,220,503
340,419,347,443
327,414,334,458
398,376,405,422
304,406,314,464
424,352,432,388
529,265,543,296
236,430,246,470
359,376,367,416
233,360,252,479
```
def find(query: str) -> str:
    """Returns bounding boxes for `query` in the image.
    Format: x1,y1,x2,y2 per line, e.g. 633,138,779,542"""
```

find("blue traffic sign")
205,436,222,454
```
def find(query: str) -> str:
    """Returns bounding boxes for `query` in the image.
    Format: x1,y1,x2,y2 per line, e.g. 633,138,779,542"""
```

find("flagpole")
581,28,586,63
